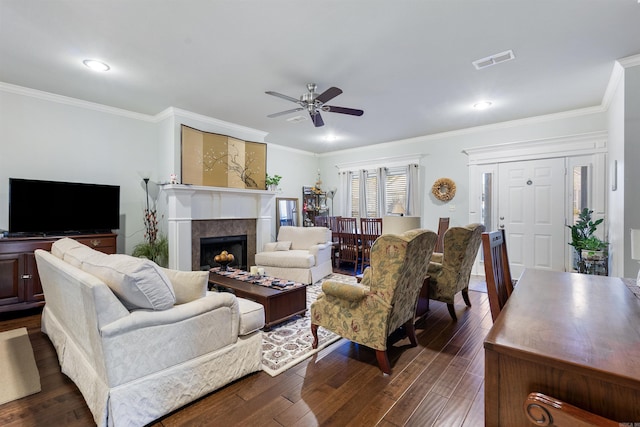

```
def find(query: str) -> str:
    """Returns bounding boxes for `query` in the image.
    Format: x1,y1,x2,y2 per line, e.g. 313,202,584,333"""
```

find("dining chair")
314,216,329,228
481,228,514,322
434,217,450,253
360,217,382,272
328,216,342,267
524,392,622,426
337,217,359,273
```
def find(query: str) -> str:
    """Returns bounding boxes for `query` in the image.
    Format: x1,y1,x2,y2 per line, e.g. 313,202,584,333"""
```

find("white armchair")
255,226,334,284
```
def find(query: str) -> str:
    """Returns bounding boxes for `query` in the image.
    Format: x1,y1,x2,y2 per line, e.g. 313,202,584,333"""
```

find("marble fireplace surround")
162,184,275,271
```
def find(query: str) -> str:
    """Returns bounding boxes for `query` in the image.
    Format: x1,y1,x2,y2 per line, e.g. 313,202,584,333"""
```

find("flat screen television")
9,178,120,235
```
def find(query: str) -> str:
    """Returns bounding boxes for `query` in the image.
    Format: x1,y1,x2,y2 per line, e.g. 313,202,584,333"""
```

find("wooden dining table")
484,268,640,426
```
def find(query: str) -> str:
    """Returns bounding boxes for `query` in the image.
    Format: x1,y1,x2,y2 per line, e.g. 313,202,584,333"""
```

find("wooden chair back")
360,217,382,271
482,229,514,322
435,217,450,253
337,217,359,272
524,392,622,426
314,216,329,228
329,216,341,242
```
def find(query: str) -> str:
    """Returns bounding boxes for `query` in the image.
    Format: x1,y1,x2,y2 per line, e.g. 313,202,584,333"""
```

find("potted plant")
567,208,607,271
265,173,282,191
581,236,608,261
132,207,169,267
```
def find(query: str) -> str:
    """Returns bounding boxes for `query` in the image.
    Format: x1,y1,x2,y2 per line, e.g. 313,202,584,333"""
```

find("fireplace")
200,235,247,271
162,185,274,271
191,218,258,271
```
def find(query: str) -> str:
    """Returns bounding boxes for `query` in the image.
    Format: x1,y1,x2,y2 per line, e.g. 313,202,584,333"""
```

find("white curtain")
338,171,352,217
358,169,368,218
406,163,420,216
377,167,387,217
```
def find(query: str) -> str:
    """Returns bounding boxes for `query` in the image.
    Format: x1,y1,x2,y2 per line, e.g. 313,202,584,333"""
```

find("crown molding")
320,104,604,158
602,61,625,111
164,106,268,141
618,53,640,68
0,81,156,122
462,130,608,165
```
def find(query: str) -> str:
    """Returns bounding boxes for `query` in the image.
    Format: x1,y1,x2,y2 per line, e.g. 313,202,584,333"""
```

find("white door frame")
464,131,607,276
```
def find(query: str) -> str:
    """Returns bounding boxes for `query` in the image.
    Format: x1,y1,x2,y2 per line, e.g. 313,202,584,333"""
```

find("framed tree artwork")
181,125,267,189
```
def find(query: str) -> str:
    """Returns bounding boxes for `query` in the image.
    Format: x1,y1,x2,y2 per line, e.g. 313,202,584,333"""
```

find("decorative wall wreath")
432,178,456,201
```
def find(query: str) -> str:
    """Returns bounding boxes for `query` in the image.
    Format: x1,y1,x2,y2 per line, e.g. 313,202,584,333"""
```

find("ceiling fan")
265,83,364,127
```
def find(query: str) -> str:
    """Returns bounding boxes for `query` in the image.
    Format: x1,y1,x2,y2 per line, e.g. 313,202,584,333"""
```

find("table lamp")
632,229,640,286
391,201,406,216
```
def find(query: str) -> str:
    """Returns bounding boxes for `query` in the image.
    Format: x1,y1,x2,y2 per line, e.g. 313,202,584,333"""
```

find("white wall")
607,63,626,277
3,78,629,272
624,64,640,278
152,108,319,241
318,110,607,231
0,86,158,254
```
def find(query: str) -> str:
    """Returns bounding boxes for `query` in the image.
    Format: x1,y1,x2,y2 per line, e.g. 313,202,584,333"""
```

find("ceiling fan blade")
267,107,304,118
310,111,324,127
323,105,364,116
265,91,300,104
315,87,343,104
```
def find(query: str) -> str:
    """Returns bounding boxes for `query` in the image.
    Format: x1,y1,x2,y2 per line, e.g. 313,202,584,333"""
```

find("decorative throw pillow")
81,254,175,310
51,237,84,259
262,242,278,252
51,237,107,268
275,240,292,251
160,268,208,304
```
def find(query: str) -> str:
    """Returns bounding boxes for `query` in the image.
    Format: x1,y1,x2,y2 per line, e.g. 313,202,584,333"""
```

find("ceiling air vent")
472,50,515,70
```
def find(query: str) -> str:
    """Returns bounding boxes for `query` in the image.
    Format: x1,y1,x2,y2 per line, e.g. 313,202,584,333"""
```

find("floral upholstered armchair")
311,229,438,374
427,223,485,320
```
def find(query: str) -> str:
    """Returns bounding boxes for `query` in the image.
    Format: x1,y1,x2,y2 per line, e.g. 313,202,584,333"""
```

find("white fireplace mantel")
161,184,275,270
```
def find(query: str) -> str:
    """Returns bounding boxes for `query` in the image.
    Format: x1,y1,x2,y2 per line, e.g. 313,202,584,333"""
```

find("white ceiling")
1,0,640,154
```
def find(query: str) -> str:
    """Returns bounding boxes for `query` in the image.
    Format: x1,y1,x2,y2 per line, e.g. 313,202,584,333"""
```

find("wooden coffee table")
208,272,307,330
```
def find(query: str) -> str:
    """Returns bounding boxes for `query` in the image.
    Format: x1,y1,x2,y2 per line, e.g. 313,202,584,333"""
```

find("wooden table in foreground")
484,269,640,426
208,272,307,330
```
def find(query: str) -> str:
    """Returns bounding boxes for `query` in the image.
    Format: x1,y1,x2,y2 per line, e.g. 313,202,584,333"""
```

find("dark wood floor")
0,277,490,427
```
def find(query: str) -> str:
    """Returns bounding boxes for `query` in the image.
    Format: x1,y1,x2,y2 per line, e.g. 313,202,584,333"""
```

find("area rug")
0,327,41,405
261,273,356,377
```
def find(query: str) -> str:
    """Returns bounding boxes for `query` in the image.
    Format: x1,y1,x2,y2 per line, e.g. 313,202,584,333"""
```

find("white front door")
498,158,566,277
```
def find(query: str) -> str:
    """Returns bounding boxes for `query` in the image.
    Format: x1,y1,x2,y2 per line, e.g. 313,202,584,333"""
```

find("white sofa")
254,226,333,284
34,238,265,427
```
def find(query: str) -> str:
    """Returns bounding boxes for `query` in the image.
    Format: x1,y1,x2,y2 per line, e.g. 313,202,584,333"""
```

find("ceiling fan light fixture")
473,101,493,110
83,59,110,72
286,115,308,123
266,83,363,128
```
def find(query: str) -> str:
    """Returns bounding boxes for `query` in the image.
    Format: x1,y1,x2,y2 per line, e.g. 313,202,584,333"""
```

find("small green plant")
582,236,608,251
567,208,604,253
567,208,607,272
132,234,168,267
265,174,282,187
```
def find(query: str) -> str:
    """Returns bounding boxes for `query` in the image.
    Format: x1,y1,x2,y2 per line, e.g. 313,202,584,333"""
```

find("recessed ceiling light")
325,135,338,141
83,59,110,72
473,101,493,110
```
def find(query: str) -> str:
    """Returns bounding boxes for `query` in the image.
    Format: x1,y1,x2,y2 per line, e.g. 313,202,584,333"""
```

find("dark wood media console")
0,233,117,313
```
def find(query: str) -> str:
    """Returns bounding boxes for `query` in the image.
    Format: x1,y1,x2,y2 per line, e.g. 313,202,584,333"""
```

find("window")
385,167,407,214
350,166,408,217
